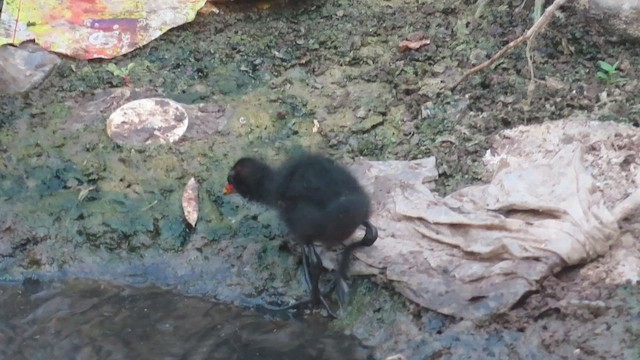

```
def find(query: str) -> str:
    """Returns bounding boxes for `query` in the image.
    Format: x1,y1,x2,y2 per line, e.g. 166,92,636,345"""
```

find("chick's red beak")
223,183,236,195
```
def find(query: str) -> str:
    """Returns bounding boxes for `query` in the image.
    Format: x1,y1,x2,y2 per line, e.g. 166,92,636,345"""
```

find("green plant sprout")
106,63,135,86
596,60,626,84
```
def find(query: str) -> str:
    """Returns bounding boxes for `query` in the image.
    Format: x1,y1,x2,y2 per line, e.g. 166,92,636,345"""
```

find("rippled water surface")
0,280,371,360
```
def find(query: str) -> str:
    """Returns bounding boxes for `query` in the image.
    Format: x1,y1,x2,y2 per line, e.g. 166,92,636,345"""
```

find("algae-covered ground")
1,0,640,358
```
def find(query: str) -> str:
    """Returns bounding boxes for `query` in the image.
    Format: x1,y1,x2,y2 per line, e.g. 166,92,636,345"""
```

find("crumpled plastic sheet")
322,144,622,319
0,0,206,59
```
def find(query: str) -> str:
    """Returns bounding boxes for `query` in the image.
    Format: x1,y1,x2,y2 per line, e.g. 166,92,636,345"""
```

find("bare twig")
525,36,536,107
450,0,569,90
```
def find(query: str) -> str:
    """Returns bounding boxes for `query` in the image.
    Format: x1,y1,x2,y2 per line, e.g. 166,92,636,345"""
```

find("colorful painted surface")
0,0,206,59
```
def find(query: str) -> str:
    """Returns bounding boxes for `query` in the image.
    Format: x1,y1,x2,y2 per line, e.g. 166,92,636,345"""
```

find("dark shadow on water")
0,279,371,360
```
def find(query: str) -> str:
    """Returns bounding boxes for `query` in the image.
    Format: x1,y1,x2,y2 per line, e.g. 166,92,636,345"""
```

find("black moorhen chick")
224,153,378,315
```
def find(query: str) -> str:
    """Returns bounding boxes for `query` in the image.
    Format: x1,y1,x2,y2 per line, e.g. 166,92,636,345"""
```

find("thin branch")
450,0,569,90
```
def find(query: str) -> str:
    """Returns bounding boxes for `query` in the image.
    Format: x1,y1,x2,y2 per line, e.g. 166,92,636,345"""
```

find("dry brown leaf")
198,2,220,15
182,177,199,228
399,39,431,52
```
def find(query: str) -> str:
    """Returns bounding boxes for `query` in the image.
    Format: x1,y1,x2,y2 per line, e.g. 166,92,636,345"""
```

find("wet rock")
347,35,363,51
469,48,488,66
355,115,384,132
578,0,640,39
0,42,60,95
283,66,309,81
355,107,369,119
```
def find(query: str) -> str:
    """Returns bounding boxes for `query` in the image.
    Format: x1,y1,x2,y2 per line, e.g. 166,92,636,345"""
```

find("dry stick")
524,34,537,108
450,0,569,90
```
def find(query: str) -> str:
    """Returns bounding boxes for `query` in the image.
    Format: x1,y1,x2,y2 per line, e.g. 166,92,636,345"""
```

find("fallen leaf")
198,2,220,15
77,185,96,202
182,177,199,228
399,39,431,52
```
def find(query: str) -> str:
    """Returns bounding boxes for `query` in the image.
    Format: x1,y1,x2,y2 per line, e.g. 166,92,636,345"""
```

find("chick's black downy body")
273,155,370,248
225,153,378,315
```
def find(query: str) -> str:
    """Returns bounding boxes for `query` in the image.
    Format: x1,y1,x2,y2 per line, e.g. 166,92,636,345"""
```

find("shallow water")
0,279,371,360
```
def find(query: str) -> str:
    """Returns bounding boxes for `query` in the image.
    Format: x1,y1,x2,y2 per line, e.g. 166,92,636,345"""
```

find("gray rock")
578,0,640,39
0,42,60,95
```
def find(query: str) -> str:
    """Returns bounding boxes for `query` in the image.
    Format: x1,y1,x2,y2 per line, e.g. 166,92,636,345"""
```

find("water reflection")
0,280,370,360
